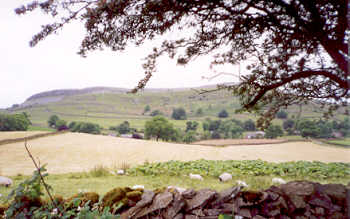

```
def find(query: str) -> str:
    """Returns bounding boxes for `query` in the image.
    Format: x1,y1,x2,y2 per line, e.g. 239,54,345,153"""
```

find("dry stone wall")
120,181,350,219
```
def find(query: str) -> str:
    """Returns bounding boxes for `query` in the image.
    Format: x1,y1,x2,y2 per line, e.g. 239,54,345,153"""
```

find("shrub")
185,121,199,132
171,107,187,120
183,130,197,143
89,165,110,177
48,115,59,128
276,110,288,119
265,125,284,139
143,105,151,114
113,121,131,134
55,119,67,131
211,131,221,139
150,110,163,116
283,119,295,135
195,108,204,116
218,109,228,118
69,121,101,134
243,119,256,131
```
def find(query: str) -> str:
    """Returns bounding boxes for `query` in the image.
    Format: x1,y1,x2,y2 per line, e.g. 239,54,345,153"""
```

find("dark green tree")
114,121,131,134
0,114,31,131
219,120,243,139
297,120,320,138
276,110,288,119
183,130,197,143
208,120,221,132
339,118,350,136
150,110,163,117
243,119,256,131
318,123,333,139
69,121,101,134
17,1,349,129
283,119,295,135
143,105,151,114
171,108,187,120
195,108,204,117
265,125,284,139
144,116,175,141
48,115,59,128
218,109,229,118
185,121,199,132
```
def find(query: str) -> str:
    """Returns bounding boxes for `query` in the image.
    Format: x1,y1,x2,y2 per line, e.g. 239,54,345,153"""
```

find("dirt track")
0,132,349,176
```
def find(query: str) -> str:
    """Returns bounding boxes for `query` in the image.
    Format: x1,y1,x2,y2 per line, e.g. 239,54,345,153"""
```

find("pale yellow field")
0,132,349,176
0,131,49,141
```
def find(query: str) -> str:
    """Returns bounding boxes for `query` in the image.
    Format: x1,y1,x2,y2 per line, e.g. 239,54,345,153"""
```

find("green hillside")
5,87,349,131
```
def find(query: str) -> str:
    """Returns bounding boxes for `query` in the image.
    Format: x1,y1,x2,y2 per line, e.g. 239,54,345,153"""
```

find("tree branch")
245,70,349,108
24,140,59,212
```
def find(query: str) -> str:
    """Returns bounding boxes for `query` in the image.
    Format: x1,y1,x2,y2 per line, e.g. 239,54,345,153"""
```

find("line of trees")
0,113,31,131
48,115,101,134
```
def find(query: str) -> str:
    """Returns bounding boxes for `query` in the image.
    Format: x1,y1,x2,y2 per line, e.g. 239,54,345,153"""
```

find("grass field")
1,132,349,176
325,138,350,146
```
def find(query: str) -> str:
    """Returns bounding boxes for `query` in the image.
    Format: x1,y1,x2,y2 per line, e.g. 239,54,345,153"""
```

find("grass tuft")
119,161,130,172
89,165,111,178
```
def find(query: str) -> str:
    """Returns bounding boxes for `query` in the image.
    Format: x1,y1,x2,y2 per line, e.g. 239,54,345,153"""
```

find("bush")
150,110,163,117
185,121,199,132
112,121,131,134
48,115,59,128
283,119,295,135
183,130,197,143
69,121,101,134
55,119,67,131
171,107,187,120
265,125,284,139
143,105,151,114
0,113,31,131
89,165,110,177
195,108,204,116
243,119,256,131
218,109,228,118
276,110,288,119
211,131,221,139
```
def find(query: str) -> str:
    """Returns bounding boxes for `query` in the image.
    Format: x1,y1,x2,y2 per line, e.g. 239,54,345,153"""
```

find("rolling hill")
4,86,349,130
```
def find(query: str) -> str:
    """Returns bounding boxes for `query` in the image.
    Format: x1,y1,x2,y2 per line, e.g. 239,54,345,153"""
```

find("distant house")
120,134,133,138
245,131,265,139
120,133,144,139
332,131,343,138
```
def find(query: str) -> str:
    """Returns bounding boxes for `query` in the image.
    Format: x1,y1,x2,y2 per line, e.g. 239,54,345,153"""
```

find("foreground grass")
1,172,349,204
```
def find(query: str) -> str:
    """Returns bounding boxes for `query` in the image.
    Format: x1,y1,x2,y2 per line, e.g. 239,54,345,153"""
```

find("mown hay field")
0,131,49,141
0,132,349,176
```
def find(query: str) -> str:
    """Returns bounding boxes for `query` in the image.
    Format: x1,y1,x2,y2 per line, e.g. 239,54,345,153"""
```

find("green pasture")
1,160,348,203
11,88,349,131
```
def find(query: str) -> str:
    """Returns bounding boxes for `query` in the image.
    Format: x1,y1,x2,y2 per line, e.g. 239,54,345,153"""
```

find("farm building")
245,131,265,139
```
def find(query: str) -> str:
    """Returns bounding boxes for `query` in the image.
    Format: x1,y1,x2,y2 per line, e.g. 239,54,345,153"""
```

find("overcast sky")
1,1,241,109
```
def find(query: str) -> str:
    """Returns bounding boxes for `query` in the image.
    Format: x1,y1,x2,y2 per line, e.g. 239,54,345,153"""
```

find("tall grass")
88,165,110,177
